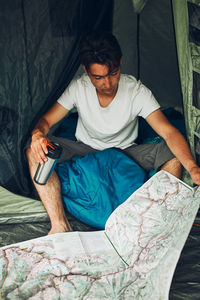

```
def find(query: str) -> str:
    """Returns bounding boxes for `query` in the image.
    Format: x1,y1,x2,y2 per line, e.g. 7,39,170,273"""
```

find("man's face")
84,63,121,97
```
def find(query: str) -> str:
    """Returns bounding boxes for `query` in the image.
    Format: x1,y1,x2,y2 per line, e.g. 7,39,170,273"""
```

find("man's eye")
110,72,117,76
94,77,102,80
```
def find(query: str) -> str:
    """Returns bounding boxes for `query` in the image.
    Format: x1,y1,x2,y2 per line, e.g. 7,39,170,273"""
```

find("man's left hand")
189,166,200,185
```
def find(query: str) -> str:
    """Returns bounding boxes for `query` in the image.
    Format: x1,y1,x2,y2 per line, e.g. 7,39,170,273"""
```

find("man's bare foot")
48,222,73,235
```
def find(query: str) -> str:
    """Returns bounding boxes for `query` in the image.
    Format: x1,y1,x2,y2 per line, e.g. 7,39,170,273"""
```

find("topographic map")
0,171,200,300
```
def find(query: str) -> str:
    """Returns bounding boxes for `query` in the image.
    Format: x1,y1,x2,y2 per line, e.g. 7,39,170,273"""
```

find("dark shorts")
48,135,174,171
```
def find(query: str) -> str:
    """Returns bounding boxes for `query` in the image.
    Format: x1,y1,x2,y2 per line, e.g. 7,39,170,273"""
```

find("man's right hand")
31,130,49,164
30,103,69,164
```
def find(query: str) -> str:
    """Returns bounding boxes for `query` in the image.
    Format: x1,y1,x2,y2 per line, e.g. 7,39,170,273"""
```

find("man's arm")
146,109,200,185
31,102,69,164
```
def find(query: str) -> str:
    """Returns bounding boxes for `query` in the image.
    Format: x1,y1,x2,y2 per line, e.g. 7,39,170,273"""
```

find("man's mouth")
102,88,114,93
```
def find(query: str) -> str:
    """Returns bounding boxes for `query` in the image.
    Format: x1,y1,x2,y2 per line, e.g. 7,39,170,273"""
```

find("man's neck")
96,89,118,108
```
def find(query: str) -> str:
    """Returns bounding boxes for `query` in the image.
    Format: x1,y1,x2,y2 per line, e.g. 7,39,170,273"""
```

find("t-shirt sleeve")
136,82,160,119
57,79,76,111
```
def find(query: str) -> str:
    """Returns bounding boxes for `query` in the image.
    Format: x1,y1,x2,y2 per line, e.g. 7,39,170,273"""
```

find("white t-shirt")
57,73,160,150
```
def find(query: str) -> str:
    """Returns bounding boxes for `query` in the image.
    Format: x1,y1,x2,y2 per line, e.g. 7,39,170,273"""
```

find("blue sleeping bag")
56,148,147,229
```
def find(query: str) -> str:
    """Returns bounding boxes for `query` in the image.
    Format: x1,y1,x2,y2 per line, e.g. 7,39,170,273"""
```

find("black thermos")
34,142,62,185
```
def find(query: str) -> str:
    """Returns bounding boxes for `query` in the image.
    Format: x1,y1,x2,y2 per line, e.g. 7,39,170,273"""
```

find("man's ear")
83,66,88,74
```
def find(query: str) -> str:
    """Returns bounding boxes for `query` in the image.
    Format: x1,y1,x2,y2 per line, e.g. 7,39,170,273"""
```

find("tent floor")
170,208,200,299
0,211,98,248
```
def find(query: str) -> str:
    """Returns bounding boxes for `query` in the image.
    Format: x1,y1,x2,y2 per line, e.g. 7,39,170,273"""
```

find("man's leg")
26,136,98,234
160,157,182,179
26,147,72,234
123,141,182,179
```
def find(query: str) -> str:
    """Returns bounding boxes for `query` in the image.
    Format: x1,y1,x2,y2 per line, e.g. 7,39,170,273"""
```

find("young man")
26,31,200,234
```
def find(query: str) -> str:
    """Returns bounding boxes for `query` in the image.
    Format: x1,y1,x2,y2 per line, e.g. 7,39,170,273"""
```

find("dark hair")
79,31,122,73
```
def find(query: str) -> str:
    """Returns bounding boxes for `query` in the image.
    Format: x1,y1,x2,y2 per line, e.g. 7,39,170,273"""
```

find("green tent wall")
173,0,200,186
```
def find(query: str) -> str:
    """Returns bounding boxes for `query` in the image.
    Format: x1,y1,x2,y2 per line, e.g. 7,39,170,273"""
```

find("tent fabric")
56,149,147,229
131,0,148,13
113,0,183,108
170,209,200,300
0,0,113,198
0,1,200,298
0,185,46,215
139,0,182,107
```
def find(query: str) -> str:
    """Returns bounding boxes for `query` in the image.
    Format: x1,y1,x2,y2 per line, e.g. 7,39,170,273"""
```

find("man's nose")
103,76,112,88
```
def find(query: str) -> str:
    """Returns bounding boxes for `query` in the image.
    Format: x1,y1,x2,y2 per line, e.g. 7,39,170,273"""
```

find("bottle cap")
46,142,62,159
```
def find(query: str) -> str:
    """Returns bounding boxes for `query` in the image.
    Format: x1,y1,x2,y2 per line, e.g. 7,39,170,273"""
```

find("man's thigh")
48,135,98,163
122,141,175,171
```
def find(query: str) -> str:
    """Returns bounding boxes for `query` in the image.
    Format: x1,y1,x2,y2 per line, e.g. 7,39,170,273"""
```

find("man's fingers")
31,139,48,163
190,167,200,185
42,140,49,154
37,146,48,163
32,146,47,164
